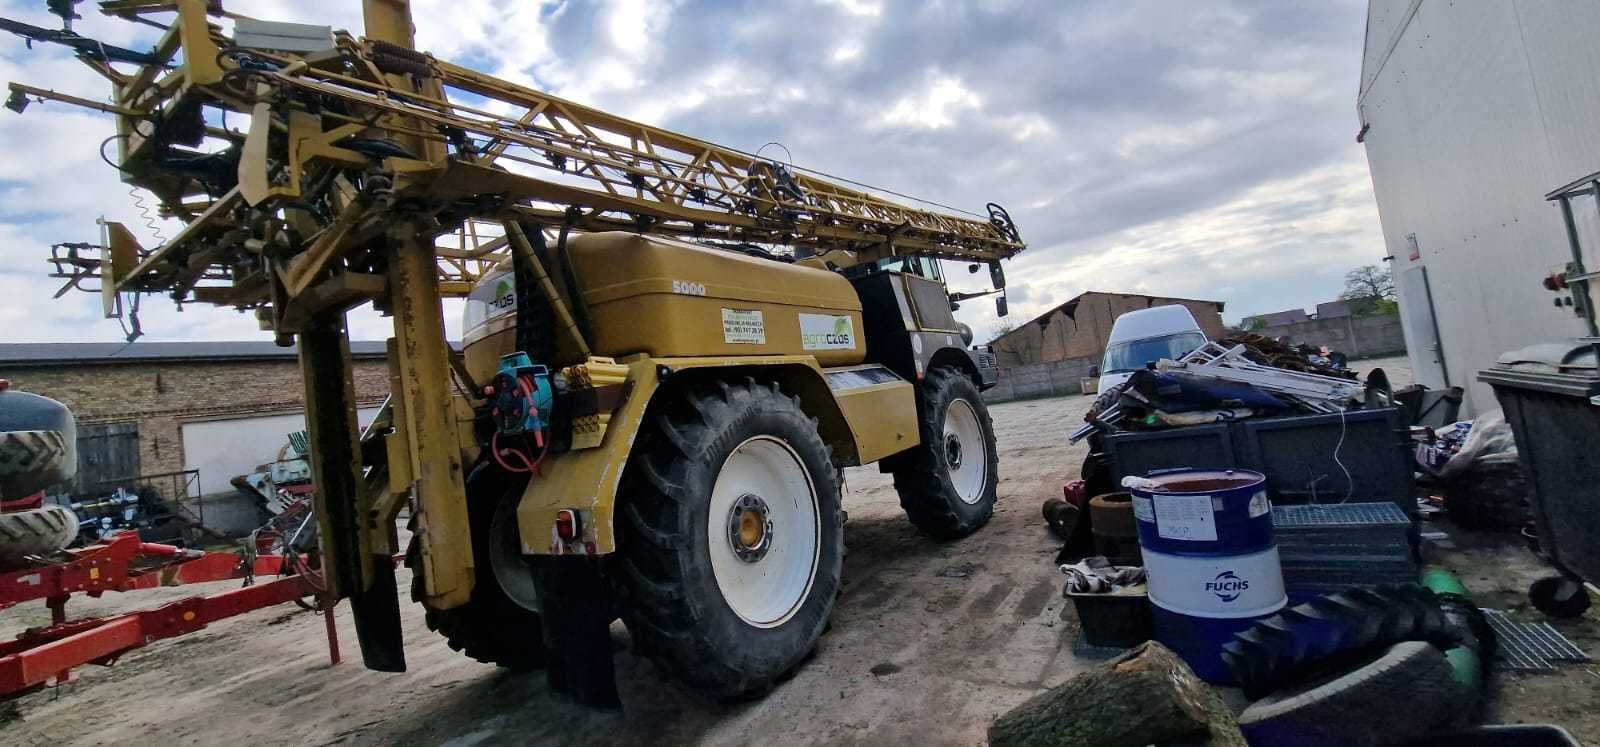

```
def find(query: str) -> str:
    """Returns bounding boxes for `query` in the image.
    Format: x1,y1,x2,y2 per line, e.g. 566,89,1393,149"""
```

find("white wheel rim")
707,436,821,629
944,399,987,504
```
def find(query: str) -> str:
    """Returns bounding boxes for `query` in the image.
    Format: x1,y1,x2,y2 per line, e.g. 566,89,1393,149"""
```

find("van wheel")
892,367,999,539
618,379,842,699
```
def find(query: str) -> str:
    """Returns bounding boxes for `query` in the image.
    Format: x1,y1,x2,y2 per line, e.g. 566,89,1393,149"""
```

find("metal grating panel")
1481,609,1591,672
1273,502,1411,528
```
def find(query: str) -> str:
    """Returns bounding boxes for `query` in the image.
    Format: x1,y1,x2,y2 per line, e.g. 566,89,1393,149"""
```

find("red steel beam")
0,574,317,697
0,533,290,610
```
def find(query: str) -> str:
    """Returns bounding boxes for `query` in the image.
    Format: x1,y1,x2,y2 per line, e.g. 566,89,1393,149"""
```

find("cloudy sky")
0,0,1384,345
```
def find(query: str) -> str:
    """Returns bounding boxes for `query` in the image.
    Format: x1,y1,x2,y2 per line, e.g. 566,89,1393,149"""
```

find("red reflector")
555,509,580,541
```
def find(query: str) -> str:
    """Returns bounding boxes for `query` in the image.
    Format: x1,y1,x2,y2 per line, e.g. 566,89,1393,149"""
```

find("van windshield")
1102,331,1208,374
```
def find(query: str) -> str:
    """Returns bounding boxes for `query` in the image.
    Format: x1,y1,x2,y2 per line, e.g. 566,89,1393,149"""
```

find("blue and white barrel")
1129,469,1284,683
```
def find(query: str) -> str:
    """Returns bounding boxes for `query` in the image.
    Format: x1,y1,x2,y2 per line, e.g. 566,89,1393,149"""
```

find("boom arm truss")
7,0,1024,327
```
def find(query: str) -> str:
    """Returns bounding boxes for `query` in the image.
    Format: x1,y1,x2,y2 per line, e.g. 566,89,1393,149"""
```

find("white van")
1096,305,1208,391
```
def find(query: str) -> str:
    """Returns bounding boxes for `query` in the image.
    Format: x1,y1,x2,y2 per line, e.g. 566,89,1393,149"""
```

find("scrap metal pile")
1071,337,1380,443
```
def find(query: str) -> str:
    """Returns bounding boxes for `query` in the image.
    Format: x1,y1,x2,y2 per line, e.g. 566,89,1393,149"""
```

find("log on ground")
988,641,1245,747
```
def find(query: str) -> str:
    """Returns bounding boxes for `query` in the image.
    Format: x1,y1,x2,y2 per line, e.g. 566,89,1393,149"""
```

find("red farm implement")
0,532,338,699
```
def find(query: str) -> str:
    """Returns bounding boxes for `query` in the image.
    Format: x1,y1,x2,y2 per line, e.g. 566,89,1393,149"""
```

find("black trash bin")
1479,340,1600,586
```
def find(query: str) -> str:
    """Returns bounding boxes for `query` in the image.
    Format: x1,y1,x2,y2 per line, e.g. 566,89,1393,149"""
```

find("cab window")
877,256,943,282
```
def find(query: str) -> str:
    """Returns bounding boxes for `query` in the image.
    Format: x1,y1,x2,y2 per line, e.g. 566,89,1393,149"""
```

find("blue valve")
490,352,554,438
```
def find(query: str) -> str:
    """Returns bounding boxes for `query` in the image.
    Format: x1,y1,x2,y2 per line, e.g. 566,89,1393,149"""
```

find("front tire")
407,465,547,671
892,366,999,539
618,379,843,699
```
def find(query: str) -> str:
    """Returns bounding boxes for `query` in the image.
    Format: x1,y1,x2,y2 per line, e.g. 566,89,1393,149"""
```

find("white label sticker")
1153,494,1218,542
722,308,766,344
1143,546,1287,617
799,313,856,351
1132,496,1155,523
1247,491,1271,518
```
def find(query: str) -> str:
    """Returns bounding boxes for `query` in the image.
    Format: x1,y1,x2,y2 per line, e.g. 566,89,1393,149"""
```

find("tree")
988,319,1016,343
1341,265,1395,302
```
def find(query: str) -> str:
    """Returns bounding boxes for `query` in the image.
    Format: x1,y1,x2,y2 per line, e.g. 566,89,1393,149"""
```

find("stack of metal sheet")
1175,343,1365,413
1272,502,1416,599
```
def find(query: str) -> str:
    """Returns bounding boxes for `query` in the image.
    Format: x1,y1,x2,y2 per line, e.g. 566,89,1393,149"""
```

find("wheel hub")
943,398,989,505
726,493,774,563
708,436,821,628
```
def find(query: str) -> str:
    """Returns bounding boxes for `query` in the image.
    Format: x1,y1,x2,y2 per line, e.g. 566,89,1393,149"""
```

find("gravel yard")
5,355,1595,746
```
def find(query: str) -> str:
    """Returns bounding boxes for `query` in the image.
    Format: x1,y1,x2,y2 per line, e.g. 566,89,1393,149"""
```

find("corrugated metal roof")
0,341,392,365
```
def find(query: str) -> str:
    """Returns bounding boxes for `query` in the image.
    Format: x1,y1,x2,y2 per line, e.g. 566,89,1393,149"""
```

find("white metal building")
1358,0,1600,415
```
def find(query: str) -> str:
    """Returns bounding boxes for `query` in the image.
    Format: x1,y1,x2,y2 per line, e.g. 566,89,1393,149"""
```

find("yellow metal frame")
10,0,1021,608
516,354,917,555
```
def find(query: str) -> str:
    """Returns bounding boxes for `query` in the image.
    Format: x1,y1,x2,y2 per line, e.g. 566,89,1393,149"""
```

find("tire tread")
891,367,999,540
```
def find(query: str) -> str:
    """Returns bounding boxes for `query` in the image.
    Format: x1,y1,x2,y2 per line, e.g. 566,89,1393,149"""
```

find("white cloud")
876,75,980,131
0,0,1385,351
819,0,884,18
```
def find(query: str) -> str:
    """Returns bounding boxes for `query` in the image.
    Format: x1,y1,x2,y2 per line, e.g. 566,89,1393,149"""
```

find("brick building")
0,342,390,498
989,291,1226,368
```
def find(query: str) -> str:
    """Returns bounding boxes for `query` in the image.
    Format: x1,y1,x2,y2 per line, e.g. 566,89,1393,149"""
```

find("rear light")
555,509,582,541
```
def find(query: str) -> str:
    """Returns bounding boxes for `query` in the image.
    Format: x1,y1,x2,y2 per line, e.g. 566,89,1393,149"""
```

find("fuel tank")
463,232,866,382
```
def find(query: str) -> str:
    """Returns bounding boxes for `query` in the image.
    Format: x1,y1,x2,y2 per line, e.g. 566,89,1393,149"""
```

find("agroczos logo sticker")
490,279,516,311
1206,570,1249,603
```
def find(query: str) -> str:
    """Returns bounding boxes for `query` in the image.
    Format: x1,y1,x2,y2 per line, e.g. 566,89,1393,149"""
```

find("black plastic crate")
1105,408,1413,516
1066,589,1153,649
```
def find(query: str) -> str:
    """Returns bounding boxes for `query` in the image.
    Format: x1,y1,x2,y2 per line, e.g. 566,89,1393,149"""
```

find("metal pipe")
503,220,592,358
1558,196,1599,337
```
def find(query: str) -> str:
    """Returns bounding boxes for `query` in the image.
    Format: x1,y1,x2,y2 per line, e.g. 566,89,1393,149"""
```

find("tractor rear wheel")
407,465,546,671
617,379,843,699
892,366,999,539
0,504,80,568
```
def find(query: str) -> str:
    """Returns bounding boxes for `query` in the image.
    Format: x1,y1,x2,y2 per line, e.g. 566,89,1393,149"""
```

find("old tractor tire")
1223,584,1458,700
0,388,77,500
0,504,80,567
407,465,546,671
617,378,843,699
891,366,999,540
1237,641,1464,747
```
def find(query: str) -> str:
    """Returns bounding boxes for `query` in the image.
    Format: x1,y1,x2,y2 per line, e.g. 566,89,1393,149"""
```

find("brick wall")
993,293,1225,367
4,358,390,477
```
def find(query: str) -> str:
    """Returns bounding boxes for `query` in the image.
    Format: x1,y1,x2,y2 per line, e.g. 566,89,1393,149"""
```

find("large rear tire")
891,366,999,539
0,504,80,568
407,465,546,671
617,379,843,699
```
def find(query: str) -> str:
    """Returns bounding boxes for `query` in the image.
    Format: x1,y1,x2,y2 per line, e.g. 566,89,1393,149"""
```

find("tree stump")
988,641,1246,747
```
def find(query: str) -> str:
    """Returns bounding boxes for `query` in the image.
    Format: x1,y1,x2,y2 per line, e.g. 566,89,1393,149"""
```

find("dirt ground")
4,355,1596,745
